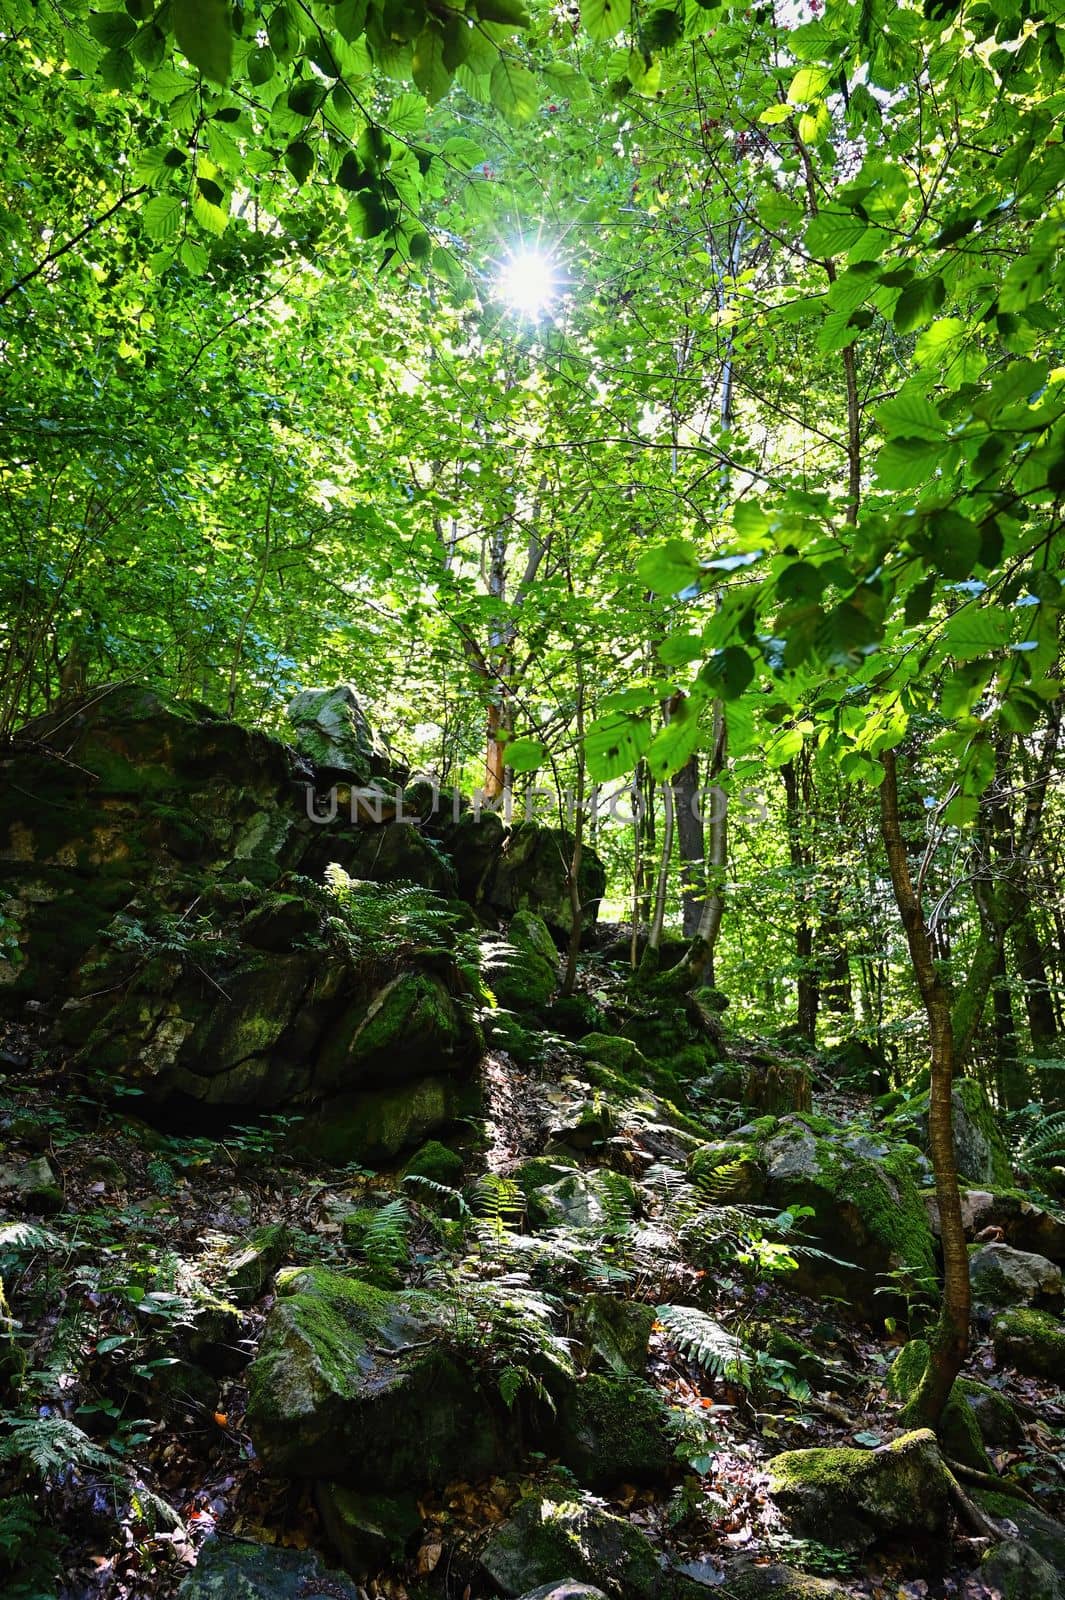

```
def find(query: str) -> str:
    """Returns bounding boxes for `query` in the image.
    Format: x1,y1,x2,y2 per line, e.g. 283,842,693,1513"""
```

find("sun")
495,248,559,319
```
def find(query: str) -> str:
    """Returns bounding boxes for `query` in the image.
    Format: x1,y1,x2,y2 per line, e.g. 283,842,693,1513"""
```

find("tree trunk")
682,702,728,986
880,748,970,1429
671,753,705,939
641,782,675,974
781,755,818,1042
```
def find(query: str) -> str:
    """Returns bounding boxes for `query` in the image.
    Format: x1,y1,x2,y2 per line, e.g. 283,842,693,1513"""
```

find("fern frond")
357,1199,411,1273
402,1174,470,1215
0,1414,115,1482
0,1223,63,1254
656,1304,751,1387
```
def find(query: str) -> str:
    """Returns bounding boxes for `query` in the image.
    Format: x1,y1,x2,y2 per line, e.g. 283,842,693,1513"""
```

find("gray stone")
0,1154,56,1194
527,1170,637,1231
517,1586,611,1600
980,1539,1062,1600
177,1538,361,1600
286,683,379,777
970,1242,1062,1309
479,1492,662,1600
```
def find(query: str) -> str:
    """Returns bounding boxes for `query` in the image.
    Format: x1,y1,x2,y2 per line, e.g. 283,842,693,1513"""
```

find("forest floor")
1,984,1064,1600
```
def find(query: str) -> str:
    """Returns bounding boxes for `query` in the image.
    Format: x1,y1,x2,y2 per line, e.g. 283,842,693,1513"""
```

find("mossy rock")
974,1491,1065,1572
577,1033,651,1078
511,1155,580,1197
314,1485,421,1577
484,822,606,941
888,1077,1012,1188
991,1306,1065,1378
223,1223,291,1303
484,1010,545,1065
719,1564,849,1599
479,1491,661,1600
527,1169,638,1231
401,1139,464,1189
555,1374,674,1488
177,1538,363,1600
572,1294,655,1377
479,926,557,1011
970,1242,1062,1309
687,1141,765,1202
545,993,603,1038
757,1119,937,1312
766,1429,951,1550
980,1540,1063,1600
885,1341,994,1469
298,1072,479,1165
245,1265,510,1488
957,1380,1023,1449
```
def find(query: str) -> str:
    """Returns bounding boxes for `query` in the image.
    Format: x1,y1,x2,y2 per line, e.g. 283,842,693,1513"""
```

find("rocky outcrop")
925,1187,1065,1263
991,1306,1065,1378
479,1492,662,1600
1,685,605,1155
178,1538,362,1600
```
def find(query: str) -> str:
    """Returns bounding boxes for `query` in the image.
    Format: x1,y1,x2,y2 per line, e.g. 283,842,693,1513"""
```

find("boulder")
479,1491,661,1600
991,1306,1065,1378
720,1565,849,1599
687,1142,766,1203
177,1538,361,1600
54,878,482,1162
749,1116,937,1310
527,1170,638,1231
313,1485,421,1577
926,1188,1065,1263
766,1429,951,1550
979,1539,1063,1600
244,1266,509,1487
555,1373,674,1487
572,1294,655,1377
885,1341,1019,1467
485,823,606,940
480,911,559,1010
969,1242,1062,1309
892,1077,1012,1188
974,1491,1065,1572
515,1586,610,1600
285,684,382,779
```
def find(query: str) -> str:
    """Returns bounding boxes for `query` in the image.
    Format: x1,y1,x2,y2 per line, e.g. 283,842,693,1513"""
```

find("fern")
656,1304,751,1387
324,868,458,961
402,1173,470,1216
0,1413,115,1482
0,1494,60,1597
1010,1106,1065,1169
357,1198,412,1274
0,1223,63,1255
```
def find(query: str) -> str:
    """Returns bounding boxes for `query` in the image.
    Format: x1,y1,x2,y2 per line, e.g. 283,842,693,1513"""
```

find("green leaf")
475,0,530,23
504,737,546,772
759,102,792,125
910,513,980,580
173,0,233,85
874,436,941,490
180,236,208,271
585,710,652,782
893,274,946,334
489,56,538,121
941,607,1010,660
247,45,276,85
89,11,138,48
698,646,754,700
636,539,700,595
657,633,703,666
285,140,315,184
805,210,872,257
645,699,701,779
788,65,831,102
142,193,184,240
581,0,631,42
412,26,451,103
100,46,135,88
288,78,329,117
876,389,945,441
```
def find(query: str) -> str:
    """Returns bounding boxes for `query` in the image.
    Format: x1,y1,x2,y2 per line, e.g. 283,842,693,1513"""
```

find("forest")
1,0,1064,1595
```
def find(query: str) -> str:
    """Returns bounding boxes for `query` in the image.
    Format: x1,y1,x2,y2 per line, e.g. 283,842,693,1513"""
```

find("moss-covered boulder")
888,1078,1012,1188
245,1266,509,1488
480,911,559,1010
754,1117,937,1311
401,1139,464,1189
980,1539,1063,1600
885,1341,1016,1468
719,1565,849,1600
687,1141,767,1203
577,1033,652,1080
220,1224,291,1304
766,1430,951,1550
479,1491,661,1600
527,1170,638,1231
974,1491,1065,1573
970,1242,1062,1309
484,823,606,941
177,1538,362,1600
991,1306,1065,1378
285,684,383,779
572,1295,655,1377
555,1374,674,1487
314,1485,421,1577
